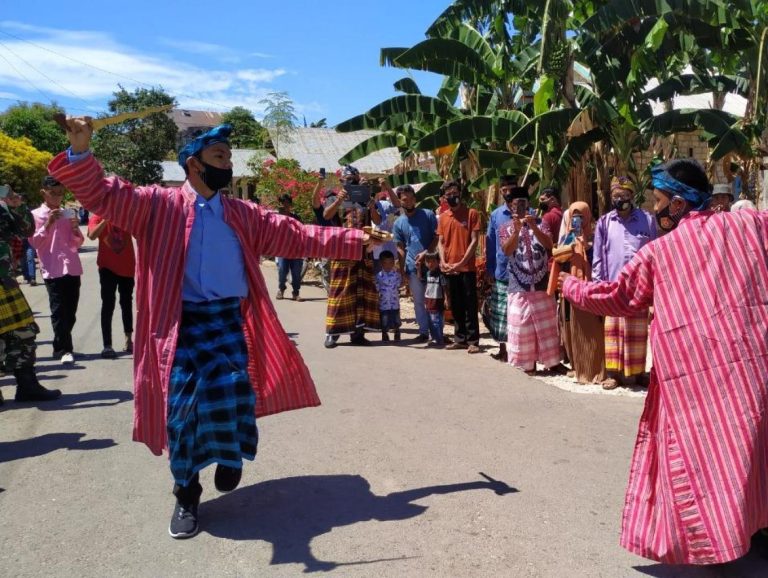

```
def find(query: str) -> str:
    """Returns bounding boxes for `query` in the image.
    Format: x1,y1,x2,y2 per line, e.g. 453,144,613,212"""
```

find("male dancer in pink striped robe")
51,117,374,539
559,158,768,564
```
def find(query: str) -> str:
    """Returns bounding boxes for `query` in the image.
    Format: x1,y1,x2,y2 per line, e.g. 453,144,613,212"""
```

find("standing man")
274,193,304,301
559,158,768,565
437,180,481,354
485,175,517,361
29,175,83,365
392,184,438,343
710,183,734,212
592,176,656,389
87,213,136,359
322,165,380,348
538,186,563,243
52,119,372,539
0,185,60,405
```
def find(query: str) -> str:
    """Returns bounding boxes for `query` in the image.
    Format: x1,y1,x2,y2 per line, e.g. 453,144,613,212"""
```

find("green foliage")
248,157,319,223
221,106,268,148
0,132,52,205
0,102,68,155
260,91,298,153
91,86,177,185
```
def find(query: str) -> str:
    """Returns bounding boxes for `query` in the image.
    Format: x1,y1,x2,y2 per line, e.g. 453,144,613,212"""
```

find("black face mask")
655,203,682,232
446,196,460,208
199,162,233,191
612,199,633,212
404,206,416,214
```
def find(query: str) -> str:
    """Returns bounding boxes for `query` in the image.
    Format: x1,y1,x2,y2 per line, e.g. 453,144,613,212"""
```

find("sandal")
601,378,619,390
467,344,481,354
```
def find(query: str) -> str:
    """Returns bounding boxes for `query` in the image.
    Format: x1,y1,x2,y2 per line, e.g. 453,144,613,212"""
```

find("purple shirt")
592,208,656,282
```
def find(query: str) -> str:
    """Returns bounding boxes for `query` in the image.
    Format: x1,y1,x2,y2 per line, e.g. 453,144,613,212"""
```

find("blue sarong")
167,297,257,485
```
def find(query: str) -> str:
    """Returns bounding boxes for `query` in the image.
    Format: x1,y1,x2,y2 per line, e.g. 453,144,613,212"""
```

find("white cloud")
0,22,290,114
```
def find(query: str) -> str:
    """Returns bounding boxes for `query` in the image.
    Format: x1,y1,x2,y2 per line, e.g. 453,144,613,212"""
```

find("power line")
0,95,101,115
0,29,238,112
0,44,57,105
0,38,100,112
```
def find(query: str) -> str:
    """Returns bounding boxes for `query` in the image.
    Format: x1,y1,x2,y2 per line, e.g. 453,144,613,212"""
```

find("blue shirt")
486,205,514,281
182,191,248,303
392,209,438,274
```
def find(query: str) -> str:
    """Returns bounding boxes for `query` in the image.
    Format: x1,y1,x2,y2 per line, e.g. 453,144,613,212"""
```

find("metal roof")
161,148,274,183
168,109,224,131
272,127,401,174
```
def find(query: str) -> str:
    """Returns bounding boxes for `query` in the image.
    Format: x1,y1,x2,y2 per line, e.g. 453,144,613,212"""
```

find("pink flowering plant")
248,157,321,223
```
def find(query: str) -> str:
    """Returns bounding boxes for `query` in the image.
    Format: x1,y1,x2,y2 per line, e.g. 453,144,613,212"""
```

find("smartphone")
319,168,326,179
0,185,9,199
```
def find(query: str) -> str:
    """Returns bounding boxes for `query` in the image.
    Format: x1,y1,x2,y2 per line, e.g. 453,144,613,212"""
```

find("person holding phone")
29,176,84,366
0,184,61,405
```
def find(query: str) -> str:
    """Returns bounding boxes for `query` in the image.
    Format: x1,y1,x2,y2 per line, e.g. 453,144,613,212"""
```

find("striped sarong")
0,284,35,334
325,259,380,335
483,279,508,343
167,298,257,486
604,314,648,377
506,291,560,371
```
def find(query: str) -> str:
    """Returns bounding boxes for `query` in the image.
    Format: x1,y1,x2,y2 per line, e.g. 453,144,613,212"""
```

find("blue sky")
0,1,449,126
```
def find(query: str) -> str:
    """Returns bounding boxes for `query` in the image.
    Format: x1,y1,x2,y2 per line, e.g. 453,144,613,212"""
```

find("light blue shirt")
182,191,248,303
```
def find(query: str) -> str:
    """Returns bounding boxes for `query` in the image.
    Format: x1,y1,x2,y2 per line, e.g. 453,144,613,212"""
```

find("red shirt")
88,214,136,277
541,205,563,243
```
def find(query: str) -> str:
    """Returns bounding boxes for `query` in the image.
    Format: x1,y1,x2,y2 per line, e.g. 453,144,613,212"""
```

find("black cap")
506,186,528,200
278,193,293,204
42,175,61,188
441,180,460,191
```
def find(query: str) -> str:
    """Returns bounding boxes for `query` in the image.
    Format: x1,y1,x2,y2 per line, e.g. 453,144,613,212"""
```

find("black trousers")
447,271,480,345
44,274,81,355
99,268,135,348
173,473,202,506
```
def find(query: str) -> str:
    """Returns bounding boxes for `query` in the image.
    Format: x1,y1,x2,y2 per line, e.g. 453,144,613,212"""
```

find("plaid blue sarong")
167,297,257,485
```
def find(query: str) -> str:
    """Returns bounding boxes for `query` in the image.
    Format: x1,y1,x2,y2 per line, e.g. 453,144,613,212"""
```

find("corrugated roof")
168,109,224,131
272,127,401,174
161,148,274,183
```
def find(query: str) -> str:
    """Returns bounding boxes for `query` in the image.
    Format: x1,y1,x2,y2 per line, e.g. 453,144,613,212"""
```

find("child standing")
375,250,402,342
424,252,450,346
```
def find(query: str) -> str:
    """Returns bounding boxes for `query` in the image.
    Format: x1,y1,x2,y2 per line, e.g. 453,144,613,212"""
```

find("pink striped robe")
563,209,768,564
49,153,363,456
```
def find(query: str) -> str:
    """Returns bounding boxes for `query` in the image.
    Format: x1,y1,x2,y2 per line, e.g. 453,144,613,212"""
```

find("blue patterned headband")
651,166,711,211
178,124,232,167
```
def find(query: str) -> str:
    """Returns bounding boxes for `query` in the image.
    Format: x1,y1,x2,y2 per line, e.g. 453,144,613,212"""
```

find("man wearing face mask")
51,119,373,540
558,158,768,565
436,180,482,354
538,186,563,243
392,184,438,342
484,175,519,361
592,176,656,390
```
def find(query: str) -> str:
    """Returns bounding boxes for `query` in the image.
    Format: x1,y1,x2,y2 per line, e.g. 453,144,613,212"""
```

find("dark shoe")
14,367,61,402
415,333,429,343
168,500,199,539
214,465,242,492
324,334,338,349
381,332,390,342
350,334,372,346
125,336,133,353
276,290,284,300
0,389,4,406
394,330,401,342
291,293,303,302
29,280,37,286
101,347,117,359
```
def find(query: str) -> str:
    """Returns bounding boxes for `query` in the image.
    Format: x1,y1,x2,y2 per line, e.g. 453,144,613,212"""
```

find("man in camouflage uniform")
0,184,60,405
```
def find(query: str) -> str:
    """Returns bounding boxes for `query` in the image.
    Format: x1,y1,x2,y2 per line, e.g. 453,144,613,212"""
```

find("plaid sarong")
605,314,649,377
0,283,35,334
483,279,508,343
325,259,380,335
167,298,257,486
507,291,560,371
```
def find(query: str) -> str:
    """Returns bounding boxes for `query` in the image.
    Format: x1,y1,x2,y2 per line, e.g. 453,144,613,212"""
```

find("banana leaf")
386,171,443,187
642,74,745,101
511,109,580,147
338,133,401,165
413,115,528,152
476,149,531,172
640,108,740,141
337,95,461,134
437,76,461,106
415,181,445,204
709,125,751,160
385,38,498,85
394,78,421,95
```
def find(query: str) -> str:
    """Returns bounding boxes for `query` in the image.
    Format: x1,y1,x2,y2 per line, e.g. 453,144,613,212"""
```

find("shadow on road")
0,432,116,463
201,472,517,573
1,389,134,411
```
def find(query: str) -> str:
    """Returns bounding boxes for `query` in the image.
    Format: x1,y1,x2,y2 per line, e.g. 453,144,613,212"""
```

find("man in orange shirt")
436,180,482,353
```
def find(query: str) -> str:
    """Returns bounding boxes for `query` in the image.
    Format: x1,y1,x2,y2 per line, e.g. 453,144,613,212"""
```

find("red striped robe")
49,153,363,456
563,209,768,564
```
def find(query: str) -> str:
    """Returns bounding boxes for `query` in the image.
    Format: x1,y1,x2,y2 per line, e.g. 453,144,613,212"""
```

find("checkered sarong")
506,291,560,371
604,315,648,377
0,283,35,334
167,298,257,486
483,279,508,343
325,259,380,335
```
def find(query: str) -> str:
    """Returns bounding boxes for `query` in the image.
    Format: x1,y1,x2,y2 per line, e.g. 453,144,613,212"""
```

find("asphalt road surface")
1,232,766,577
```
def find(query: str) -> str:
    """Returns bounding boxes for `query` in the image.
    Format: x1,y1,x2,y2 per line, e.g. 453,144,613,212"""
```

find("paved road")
1,233,765,577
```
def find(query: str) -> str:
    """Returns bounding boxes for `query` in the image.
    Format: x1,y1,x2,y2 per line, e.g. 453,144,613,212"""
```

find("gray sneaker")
168,500,199,539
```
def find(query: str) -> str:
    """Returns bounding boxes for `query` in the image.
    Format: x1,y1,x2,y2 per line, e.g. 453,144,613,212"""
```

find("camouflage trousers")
0,322,38,371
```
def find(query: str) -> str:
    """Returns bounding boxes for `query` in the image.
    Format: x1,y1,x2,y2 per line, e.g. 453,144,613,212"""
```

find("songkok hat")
42,175,61,188
441,180,461,191
712,184,734,199
610,176,635,195
506,186,528,200
178,124,232,167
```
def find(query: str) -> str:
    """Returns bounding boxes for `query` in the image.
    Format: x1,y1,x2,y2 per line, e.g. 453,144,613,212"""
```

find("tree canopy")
221,106,269,149
0,132,53,204
0,102,69,155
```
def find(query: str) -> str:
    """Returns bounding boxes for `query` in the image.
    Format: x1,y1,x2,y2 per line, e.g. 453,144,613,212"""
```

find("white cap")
712,184,733,197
